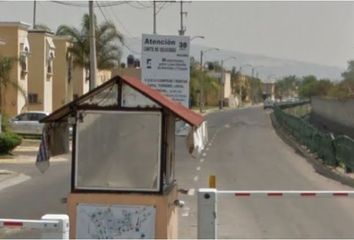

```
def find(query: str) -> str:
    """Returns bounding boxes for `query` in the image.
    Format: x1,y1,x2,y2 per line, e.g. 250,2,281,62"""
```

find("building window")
28,93,38,104
85,68,90,82
20,55,28,80
47,59,53,74
67,57,73,83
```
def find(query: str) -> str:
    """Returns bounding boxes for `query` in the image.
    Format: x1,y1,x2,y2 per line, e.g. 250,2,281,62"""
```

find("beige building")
97,69,112,85
72,67,89,99
262,82,275,100
52,36,74,111
71,67,112,100
27,29,55,113
112,67,141,80
0,22,30,117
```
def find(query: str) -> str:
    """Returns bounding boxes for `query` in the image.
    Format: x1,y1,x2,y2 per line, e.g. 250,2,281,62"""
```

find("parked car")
263,98,274,109
8,111,49,135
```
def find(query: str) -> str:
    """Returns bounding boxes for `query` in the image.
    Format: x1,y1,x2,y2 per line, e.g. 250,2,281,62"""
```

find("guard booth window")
75,110,162,192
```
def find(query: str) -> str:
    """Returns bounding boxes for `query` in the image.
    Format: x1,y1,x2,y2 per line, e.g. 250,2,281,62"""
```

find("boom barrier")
0,214,69,239
198,188,354,239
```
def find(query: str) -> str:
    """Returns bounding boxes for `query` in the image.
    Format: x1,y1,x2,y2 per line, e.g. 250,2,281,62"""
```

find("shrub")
0,113,10,133
0,132,22,155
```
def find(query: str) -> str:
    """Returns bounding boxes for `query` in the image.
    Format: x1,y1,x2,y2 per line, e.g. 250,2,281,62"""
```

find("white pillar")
198,188,217,239
41,214,69,239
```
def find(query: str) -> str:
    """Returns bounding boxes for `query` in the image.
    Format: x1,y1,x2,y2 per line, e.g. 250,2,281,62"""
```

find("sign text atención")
141,34,190,107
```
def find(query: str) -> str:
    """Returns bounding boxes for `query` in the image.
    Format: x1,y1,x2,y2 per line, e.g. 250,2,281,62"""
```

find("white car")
8,111,49,135
263,99,274,109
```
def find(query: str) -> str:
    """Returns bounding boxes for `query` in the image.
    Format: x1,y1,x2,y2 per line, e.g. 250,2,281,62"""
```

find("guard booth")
40,75,206,239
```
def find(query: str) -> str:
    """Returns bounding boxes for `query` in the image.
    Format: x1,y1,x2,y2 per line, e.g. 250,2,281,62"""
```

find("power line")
156,2,169,14
96,1,140,55
52,1,130,8
107,6,135,38
126,1,153,9
134,1,154,8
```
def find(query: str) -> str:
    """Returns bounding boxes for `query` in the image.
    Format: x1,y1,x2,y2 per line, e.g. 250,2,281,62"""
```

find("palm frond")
56,14,123,70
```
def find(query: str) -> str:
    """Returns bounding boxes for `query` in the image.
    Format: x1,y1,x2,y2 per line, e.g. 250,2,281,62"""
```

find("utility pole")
219,60,224,109
239,67,243,107
153,0,157,34
89,0,97,90
199,50,204,113
179,0,187,35
251,68,255,103
33,0,37,29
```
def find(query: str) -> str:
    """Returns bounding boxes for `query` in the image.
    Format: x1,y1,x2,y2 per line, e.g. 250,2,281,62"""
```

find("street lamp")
199,47,220,113
219,56,237,109
191,35,205,41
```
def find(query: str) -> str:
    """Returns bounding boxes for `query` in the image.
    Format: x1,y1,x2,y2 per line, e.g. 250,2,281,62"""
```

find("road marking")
182,207,190,217
208,143,212,147
200,158,205,163
193,176,199,181
182,211,189,217
224,124,230,128
0,174,31,192
202,153,207,157
206,148,209,151
188,188,195,196
196,166,201,171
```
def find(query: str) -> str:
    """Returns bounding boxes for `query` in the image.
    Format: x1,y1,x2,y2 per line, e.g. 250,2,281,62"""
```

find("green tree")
0,56,27,128
341,60,354,81
275,75,299,99
338,60,354,97
56,14,124,71
314,79,333,96
249,77,263,103
298,75,318,97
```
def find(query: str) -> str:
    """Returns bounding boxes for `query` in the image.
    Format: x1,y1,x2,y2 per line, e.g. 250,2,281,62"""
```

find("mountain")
122,37,344,83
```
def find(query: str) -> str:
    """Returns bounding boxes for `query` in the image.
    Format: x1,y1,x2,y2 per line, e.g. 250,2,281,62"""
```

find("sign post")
141,34,190,107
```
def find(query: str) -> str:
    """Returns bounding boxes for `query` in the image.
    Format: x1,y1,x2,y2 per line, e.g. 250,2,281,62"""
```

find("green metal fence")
274,105,354,172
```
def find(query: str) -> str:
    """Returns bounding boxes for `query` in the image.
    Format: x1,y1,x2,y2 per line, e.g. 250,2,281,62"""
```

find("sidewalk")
0,139,69,164
0,139,69,190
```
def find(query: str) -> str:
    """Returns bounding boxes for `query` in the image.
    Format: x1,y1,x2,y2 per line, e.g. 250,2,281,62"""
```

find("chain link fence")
274,104,354,172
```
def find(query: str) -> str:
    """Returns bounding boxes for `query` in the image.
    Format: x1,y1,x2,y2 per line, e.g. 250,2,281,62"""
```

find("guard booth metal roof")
41,75,204,127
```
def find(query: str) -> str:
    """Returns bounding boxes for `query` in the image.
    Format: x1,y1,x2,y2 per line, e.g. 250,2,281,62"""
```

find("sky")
1,1,354,69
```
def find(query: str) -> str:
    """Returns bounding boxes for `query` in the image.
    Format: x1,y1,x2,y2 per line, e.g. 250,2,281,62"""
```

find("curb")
193,104,261,116
0,170,31,191
270,112,354,188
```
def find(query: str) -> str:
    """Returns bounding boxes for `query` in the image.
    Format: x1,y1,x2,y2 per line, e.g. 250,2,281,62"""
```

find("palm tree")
56,14,124,72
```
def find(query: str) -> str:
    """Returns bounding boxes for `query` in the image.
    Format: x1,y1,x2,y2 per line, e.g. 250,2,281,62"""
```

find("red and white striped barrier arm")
198,188,354,239
0,219,59,229
218,190,354,197
0,214,69,239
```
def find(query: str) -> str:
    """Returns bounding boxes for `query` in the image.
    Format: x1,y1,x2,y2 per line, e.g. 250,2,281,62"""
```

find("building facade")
0,22,30,117
27,30,55,113
52,36,74,111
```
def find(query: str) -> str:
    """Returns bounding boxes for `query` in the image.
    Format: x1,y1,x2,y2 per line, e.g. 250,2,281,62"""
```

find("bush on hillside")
0,132,22,155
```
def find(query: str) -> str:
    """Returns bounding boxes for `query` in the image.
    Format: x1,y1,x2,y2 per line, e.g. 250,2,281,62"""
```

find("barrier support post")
198,188,217,239
41,214,69,239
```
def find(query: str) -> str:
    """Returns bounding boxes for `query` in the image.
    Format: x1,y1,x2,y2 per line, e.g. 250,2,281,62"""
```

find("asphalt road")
0,159,70,238
1,106,354,238
176,106,354,238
